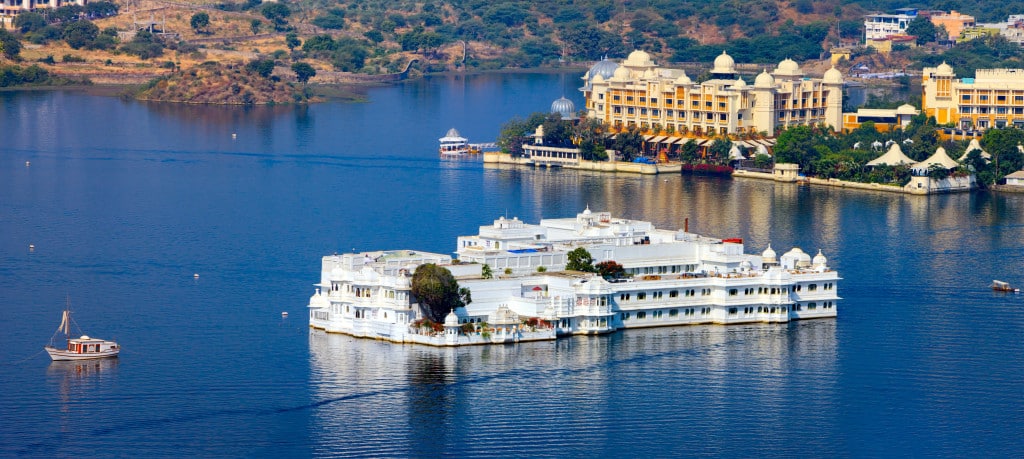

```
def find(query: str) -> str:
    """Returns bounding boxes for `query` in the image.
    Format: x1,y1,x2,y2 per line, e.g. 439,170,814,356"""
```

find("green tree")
906,15,937,45
411,263,465,323
62,20,99,50
566,247,596,272
250,19,261,35
246,58,275,78
0,30,22,59
291,62,315,84
497,112,547,157
611,127,643,161
285,32,300,51
190,12,210,34
481,264,493,279
120,29,163,59
261,3,291,29
13,12,46,34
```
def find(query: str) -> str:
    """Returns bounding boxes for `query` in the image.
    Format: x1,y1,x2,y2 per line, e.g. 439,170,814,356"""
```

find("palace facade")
923,62,1024,131
580,51,843,137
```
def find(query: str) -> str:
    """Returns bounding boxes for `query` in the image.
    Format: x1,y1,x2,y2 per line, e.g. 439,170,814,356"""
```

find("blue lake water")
1,73,1023,457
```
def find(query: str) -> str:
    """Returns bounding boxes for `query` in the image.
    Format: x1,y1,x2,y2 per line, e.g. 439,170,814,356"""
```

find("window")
728,307,738,315
638,292,647,300
669,290,678,298
620,293,631,301
613,95,621,101
650,98,657,104
808,284,817,291
637,311,647,319
729,289,738,296
639,97,646,102
669,309,679,317
622,312,630,320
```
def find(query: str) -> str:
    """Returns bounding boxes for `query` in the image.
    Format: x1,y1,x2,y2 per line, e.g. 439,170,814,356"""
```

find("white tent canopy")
912,146,960,174
958,138,992,162
866,143,914,167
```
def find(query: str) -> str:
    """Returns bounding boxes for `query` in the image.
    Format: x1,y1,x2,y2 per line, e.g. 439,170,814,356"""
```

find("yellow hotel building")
580,51,844,137
923,62,1024,130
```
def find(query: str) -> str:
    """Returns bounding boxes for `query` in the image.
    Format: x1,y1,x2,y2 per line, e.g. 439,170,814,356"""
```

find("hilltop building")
923,62,1024,132
930,11,976,40
579,50,844,137
0,0,87,25
864,8,919,41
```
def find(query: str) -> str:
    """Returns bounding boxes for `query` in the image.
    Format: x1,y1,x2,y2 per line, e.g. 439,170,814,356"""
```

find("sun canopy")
912,146,960,173
866,143,914,167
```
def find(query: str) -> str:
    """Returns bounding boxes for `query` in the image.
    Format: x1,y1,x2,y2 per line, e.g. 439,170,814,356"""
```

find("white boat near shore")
309,208,841,346
44,301,120,361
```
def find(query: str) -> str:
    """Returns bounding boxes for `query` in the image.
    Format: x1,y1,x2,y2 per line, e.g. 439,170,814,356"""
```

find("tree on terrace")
411,263,466,323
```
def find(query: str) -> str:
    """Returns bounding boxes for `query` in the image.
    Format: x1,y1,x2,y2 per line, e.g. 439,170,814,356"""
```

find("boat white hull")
45,346,119,361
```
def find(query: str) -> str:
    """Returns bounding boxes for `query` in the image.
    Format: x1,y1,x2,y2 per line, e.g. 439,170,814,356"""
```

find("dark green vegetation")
565,248,596,273
410,263,470,323
0,63,86,87
773,121,1024,186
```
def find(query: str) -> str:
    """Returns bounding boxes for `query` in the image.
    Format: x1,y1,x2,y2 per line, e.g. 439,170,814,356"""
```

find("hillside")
4,0,1024,104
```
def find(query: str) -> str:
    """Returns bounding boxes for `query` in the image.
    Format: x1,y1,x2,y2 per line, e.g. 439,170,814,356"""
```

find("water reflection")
307,320,836,456
47,359,120,432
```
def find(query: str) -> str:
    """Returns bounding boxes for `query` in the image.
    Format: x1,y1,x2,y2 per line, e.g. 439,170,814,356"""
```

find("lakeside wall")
733,169,975,195
485,152,977,195
482,151,680,174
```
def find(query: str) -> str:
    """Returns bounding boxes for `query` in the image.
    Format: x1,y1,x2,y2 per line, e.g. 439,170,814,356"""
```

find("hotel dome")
712,51,736,75
588,57,619,80
550,96,576,120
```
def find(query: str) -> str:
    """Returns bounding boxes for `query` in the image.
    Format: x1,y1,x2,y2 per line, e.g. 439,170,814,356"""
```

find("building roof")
959,138,992,161
866,143,915,167
1005,170,1024,180
439,128,467,142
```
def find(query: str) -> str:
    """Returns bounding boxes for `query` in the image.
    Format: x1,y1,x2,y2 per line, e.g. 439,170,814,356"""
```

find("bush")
62,54,86,63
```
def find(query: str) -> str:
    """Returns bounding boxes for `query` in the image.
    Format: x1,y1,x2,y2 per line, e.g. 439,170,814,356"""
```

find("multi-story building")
923,62,1024,131
580,50,844,137
1,0,87,25
930,10,976,40
864,8,918,41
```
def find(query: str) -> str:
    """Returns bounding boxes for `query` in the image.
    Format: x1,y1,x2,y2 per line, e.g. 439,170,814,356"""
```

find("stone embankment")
482,151,680,175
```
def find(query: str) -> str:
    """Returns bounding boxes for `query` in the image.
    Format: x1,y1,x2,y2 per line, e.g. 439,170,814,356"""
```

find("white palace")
308,208,840,346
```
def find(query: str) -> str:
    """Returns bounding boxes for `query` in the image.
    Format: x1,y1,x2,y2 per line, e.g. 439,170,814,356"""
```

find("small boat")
991,280,1019,293
439,128,478,156
44,299,120,361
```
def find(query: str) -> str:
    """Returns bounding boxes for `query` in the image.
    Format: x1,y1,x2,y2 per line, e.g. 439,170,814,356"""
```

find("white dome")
712,51,736,75
674,71,692,85
643,68,656,79
823,66,843,84
754,70,775,88
813,249,828,267
732,77,746,89
591,73,605,84
444,310,460,327
612,66,631,81
625,50,654,68
740,260,753,270
775,58,803,77
936,61,954,76
762,244,777,261
782,247,812,268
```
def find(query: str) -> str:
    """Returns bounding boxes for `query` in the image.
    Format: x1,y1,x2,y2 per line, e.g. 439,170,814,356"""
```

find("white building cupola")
813,249,828,268
711,51,736,78
823,66,843,85
761,244,777,265
780,247,812,269
774,58,803,79
754,70,775,88
624,50,655,70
